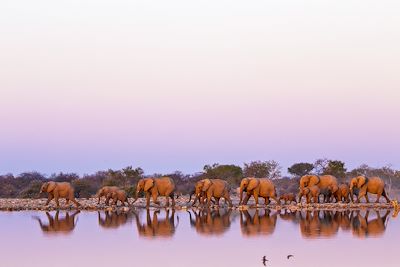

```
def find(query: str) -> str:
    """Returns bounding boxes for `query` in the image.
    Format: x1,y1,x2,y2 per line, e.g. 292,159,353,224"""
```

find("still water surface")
0,209,398,267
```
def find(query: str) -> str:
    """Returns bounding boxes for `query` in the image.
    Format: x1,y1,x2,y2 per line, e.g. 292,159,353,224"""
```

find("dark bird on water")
287,254,294,259
262,256,269,266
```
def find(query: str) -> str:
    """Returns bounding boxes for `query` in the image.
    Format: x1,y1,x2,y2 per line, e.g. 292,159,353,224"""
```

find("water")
0,209,398,267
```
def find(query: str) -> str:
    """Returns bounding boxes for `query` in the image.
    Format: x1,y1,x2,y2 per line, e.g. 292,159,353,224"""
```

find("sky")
1,0,399,176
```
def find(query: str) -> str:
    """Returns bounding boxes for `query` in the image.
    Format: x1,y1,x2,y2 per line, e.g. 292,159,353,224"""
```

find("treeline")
1,159,400,198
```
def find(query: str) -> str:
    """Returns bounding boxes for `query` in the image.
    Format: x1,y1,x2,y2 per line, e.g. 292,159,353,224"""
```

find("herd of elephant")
39,174,391,209
32,208,392,239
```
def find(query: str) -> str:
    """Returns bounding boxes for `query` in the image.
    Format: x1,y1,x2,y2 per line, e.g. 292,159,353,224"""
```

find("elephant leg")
224,193,233,207
253,193,259,207
53,192,60,208
170,194,176,207
365,193,370,203
382,189,390,203
146,193,151,208
376,192,382,203
165,195,170,207
243,194,251,205
152,194,160,206
45,194,53,205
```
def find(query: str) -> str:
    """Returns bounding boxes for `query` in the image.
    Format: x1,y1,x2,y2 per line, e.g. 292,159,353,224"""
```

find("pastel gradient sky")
1,0,399,175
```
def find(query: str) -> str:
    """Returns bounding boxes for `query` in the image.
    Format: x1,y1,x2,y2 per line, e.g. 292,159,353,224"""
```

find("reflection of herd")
32,209,393,239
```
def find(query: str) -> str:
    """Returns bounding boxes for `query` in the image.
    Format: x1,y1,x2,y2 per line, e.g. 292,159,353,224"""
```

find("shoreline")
0,196,395,212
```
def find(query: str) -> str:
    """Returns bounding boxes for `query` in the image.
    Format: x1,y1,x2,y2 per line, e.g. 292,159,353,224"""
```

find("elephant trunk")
132,190,140,204
187,190,195,203
239,187,244,205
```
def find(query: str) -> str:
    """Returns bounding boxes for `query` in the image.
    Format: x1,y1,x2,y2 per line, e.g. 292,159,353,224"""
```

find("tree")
288,162,314,177
314,158,329,175
243,160,282,179
203,163,243,186
322,160,347,179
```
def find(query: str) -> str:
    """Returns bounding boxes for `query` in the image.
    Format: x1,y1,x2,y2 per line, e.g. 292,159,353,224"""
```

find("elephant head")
133,178,155,203
299,175,320,189
349,176,368,197
202,179,213,192
40,181,57,194
239,178,260,204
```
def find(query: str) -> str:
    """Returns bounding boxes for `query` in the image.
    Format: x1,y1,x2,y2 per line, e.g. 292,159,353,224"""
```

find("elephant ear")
247,178,260,191
357,176,368,188
144,179,155,192
202,179,212,192
47,182,57,193
311,175,320,186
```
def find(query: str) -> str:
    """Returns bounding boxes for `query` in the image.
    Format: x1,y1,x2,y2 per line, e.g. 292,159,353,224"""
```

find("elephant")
108,189,130,206
188,208,232,236
333,183,351,203
40,181,80,208
278,193,297,205
32,211,80,235
133,177,176,208
239,177,278,206
349,176,390,203
239,209,277,237
298,185,320,204
133,209,179,238
299,210,339,239
98,211,131,229
351,210,390,238
189,179,232,207
96,186,119,205
299,175,338,203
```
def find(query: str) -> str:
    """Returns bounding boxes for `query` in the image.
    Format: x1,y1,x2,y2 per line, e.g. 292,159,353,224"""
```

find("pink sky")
0,0,399,175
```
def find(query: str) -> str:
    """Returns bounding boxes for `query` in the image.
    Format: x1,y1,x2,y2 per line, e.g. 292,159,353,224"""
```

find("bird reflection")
240,209,277,237
32,211,79,235
188,208,232,236
133,209,179,238
98,211,131,229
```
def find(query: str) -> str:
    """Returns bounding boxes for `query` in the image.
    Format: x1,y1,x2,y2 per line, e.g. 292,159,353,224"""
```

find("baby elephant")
107,190,130,207
298,186,320,204
279,193,297,205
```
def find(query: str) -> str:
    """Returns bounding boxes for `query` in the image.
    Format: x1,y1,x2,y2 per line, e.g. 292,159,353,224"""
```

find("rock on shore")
0,196,395,211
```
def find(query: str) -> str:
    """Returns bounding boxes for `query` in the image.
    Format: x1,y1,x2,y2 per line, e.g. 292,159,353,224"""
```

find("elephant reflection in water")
279,210,299,224
33,211,80,235
240,209,277,237
98,211,131,229
299,211,339,238
188,209,232,236
133,209,179,238
351,210,390,238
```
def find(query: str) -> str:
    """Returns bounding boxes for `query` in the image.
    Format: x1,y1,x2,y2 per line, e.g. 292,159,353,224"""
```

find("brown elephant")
278,193,297,205
239,177,278,206
108,189,130,206
299,210,339,239
193,179,232,207
133,177,175,208
331,211,352,231
188,208,232,236
240,209,277,237
333,183,351,203
351,210,390,238
32,211,80,235
96,186,119,205
98,211,130,229
349,176,390,203
298,185,320,204
40,181,80,208
133,209,179,238
299,175,338,203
